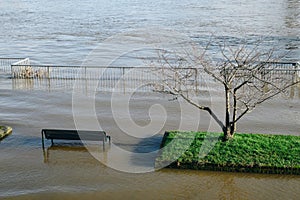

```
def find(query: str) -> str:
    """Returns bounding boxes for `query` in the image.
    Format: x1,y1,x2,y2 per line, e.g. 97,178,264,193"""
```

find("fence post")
85,67,87,94
11,64,14,78
47,66,50,78
47,66,51,91
296,62,300,79
122,67,125,94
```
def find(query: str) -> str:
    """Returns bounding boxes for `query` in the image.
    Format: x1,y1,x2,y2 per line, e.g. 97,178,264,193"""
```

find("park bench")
41,129,111,150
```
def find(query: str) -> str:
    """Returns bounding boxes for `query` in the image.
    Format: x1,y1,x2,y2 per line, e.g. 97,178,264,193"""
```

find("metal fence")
1,59,299,93
259,62,300,87
264,61,299,70
9,64,199,93
0,58,28,73
11,64,183,92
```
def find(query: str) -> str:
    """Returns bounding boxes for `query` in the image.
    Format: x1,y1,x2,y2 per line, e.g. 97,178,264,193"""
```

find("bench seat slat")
42,129,107,141
41,129,111,150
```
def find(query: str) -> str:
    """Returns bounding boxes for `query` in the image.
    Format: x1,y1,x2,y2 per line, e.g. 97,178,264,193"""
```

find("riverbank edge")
155,131,300,175
0,126,12,140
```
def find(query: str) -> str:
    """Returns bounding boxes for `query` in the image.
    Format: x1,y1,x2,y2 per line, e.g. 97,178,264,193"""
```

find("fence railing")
1,59,299,93
264,61,299,68
0,58,28,73
9,65,199,93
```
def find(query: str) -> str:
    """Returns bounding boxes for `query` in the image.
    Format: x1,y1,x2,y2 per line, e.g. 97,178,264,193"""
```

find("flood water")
0,0,300,199
0,80,299,199
0,0,299,63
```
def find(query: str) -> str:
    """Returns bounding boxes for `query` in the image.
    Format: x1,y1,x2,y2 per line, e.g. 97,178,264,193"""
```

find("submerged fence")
9,64,199,92
1,58,299,93
0,58,29,73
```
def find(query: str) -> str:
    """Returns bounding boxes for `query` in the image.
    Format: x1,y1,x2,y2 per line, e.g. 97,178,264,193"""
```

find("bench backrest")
42,129,107,141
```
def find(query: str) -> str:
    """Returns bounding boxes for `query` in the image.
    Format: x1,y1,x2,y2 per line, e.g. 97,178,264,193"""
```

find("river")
0,0,299,63
0,0,300,199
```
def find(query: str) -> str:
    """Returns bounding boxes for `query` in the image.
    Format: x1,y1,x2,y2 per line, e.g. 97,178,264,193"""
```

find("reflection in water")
42,144,108,165
12,79,34,90
10,71,300,100
219,176,246,200
289,82,300,99
12,78,70,91
289,70,300,99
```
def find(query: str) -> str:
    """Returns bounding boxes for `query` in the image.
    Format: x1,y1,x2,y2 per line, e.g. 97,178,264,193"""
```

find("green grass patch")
155,131,300,174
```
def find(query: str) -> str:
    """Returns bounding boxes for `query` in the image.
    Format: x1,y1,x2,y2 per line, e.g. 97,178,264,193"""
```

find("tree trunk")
224,128,233,141
223,87,233,141
230,122,236,136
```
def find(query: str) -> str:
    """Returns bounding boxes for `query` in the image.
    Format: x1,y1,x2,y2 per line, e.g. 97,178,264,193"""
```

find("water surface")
0,0,299,64
0,0,300,199
0,88,299,199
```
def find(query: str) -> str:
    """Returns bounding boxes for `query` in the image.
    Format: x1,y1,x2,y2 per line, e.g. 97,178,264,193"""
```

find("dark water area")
0,0,300,199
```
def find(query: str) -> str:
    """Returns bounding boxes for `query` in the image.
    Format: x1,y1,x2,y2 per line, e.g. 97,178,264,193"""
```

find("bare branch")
148,36,299,139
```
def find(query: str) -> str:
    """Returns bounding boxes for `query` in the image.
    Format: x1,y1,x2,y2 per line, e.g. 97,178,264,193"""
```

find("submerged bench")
41,129,111,149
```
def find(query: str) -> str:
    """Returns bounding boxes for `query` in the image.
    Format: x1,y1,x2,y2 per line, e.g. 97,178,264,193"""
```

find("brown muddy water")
0,82,300,199
1,0,300,198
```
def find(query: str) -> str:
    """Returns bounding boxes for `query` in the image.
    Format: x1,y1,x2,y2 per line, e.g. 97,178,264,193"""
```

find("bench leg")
106,136,111,150
41,131,45,149
43,148,49,163
51,139,54,146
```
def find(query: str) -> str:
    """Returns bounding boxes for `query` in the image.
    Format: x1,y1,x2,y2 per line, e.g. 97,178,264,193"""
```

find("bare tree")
149,41,300,141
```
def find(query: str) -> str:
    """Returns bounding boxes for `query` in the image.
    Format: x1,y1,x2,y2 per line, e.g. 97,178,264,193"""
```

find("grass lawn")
155,131,300,174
